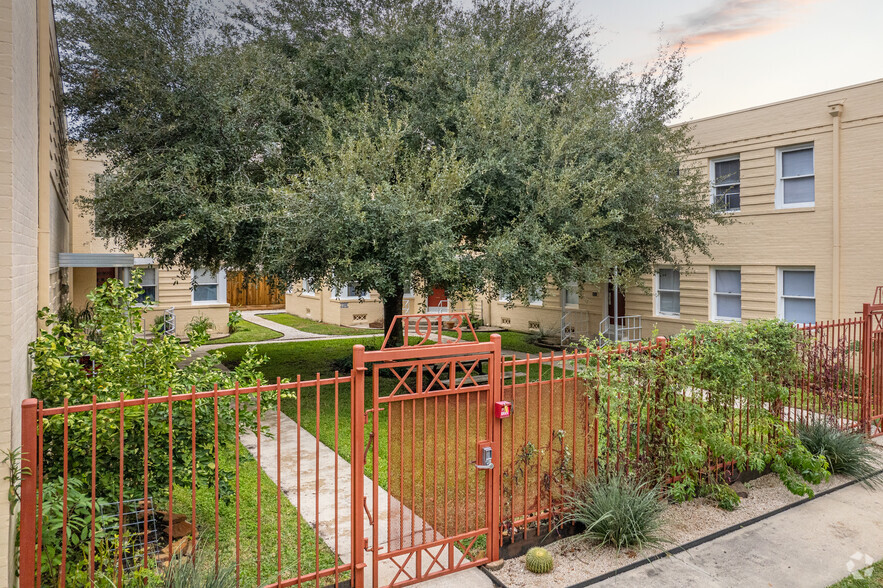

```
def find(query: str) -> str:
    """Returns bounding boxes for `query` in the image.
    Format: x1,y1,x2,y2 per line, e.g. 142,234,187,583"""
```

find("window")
123,266,157,304
779,268,815,324
335,283,368,300
529,289,544,306
499,290,512,303
655,269,680,316
301,279,315,296
192,269,225,304
777,145,814,208
710,156,740,212
563,285,579,307
712,268,741,321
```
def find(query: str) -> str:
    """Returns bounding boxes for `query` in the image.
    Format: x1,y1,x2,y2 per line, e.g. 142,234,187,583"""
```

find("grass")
211,320,283,344
558,474,666,551
260,313,383,336
828,558,883,587
221,338,584,551
166,443,343,587
796,420,883,487
443,330,547,355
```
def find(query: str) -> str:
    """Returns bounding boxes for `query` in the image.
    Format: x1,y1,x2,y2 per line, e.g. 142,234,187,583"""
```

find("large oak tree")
60,0,719,345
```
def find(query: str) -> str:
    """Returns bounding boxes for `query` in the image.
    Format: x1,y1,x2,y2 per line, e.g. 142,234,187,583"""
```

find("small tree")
29,276,269,499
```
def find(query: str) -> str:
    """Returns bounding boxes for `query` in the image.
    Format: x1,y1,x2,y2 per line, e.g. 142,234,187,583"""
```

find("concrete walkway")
240,409,492,588
595,481,883,588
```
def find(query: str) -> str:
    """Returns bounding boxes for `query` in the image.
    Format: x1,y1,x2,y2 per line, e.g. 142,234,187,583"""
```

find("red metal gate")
862,301,883,436
351,313,502,587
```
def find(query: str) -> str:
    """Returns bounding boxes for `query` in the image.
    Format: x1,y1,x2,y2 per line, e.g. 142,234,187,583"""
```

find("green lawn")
211,320,283,344
828,557,883,587
166,444,342,586
443,330,547,355
260,313,383,336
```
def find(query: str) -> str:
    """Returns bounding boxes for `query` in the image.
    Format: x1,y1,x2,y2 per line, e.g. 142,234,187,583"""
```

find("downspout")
828,101,844,318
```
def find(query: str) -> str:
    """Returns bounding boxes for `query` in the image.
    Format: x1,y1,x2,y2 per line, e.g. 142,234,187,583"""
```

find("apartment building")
488,78,883,342
67,147,231,336
286,283,471,327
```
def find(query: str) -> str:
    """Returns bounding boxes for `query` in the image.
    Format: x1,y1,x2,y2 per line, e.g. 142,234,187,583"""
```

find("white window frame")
123,264,158,304
711,267,741,323
654,268,680,318
528,289,544,307
775,144,815,209
333,283,370,301
710,155,741,213
563,284,579,308
777,267,816,325
191,269,227,305
301,278,316,297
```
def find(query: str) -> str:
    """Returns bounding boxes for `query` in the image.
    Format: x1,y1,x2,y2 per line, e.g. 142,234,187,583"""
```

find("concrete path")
595,481,883,588
240,410,492,588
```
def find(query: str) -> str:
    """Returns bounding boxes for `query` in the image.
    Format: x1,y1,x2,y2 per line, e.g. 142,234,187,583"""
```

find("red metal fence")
17,306,883,587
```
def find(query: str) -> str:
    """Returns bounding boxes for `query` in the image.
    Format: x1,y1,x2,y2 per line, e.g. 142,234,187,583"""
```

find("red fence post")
19,398,38,588
488,333,503,563
351,344,366,588
861,303,872,436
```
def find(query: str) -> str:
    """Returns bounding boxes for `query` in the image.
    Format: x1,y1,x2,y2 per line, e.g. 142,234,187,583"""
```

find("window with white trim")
711,156,740,212
655,268,680,317
776,145,814,208
563,285,579,307
712,268,741,321
528,289,544,306
301,279,316,296
779,268,815,324
335,283,368,300
499,290,512,303
123,266,157,304
192,269,225,304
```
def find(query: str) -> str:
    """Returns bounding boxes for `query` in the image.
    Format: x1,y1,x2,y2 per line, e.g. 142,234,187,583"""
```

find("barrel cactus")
525,547,554,574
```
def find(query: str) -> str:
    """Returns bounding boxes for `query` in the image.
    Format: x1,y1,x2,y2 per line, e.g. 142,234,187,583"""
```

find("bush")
701,483,741,511
185,315,215,345
581,319,831,498
227,310,243,334
797,421,883,488
559,474,666,551
29,277,272,500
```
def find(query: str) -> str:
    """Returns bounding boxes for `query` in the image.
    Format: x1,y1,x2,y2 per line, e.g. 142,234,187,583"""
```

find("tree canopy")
59,0,720,341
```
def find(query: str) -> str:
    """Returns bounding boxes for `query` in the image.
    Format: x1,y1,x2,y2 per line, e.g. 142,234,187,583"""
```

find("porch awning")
58,253,134,268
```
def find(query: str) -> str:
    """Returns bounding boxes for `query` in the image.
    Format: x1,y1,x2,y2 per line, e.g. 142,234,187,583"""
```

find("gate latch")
474,442,493,470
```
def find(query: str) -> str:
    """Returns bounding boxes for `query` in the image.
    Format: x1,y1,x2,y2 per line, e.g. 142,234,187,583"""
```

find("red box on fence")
494,400,512,419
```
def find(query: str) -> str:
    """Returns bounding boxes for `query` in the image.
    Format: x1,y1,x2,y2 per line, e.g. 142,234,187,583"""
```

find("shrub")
581,319,831,498
797,420,883,488
227,310,243,334
559,474,666,551
29,277,272,500
185,315,215,345
701,483,741,511
163,557,237,587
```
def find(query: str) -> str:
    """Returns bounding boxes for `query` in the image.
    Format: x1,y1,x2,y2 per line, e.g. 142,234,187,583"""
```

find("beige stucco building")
0,0,70,581
67,147,230,337
489,79,883,342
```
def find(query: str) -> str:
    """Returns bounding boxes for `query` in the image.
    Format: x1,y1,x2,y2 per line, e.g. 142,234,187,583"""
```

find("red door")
428,287,446,308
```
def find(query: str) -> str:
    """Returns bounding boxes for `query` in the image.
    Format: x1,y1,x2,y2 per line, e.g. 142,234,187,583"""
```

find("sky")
571,0,883,121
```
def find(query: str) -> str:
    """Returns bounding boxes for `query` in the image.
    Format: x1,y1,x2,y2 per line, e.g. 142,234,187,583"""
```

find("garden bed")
492,473,855,588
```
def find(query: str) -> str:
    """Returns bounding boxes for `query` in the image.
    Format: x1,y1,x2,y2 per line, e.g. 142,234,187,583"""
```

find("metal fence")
17,306,883,587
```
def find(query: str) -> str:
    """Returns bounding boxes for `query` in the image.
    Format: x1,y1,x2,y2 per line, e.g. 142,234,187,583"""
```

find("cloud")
669,0,818,52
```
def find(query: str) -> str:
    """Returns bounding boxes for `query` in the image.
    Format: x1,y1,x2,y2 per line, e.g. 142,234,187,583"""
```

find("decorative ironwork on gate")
352,313,503,587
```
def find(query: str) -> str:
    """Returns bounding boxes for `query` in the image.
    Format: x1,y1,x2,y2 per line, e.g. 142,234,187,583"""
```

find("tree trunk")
382,285,405,347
